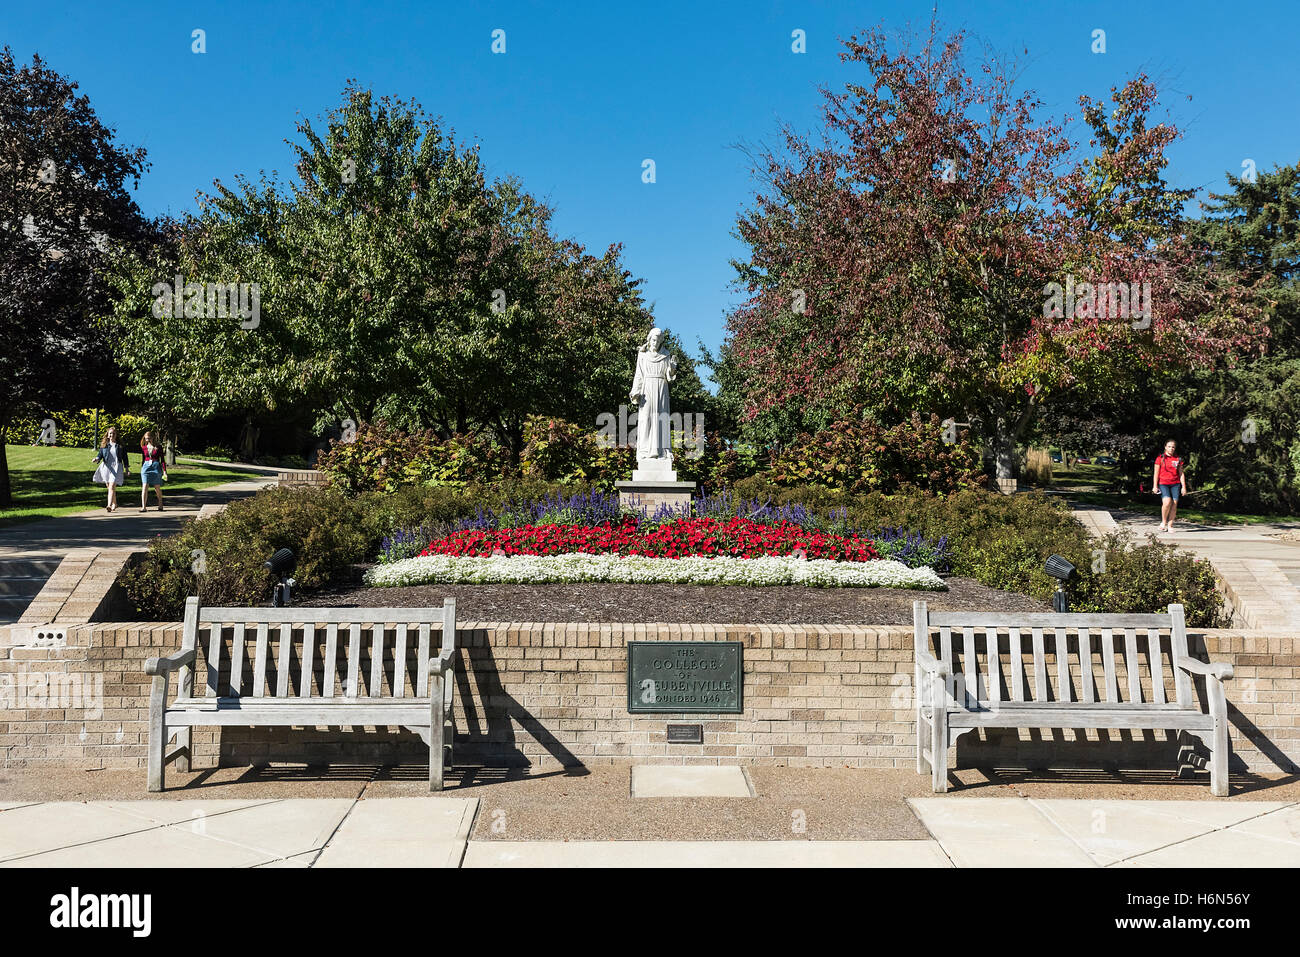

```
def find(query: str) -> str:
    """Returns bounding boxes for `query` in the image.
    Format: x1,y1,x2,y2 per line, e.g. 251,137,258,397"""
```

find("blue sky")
5,1,1298,364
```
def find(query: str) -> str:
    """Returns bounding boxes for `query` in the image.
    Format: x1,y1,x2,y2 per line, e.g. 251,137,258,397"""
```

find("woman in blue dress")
139,431,167,512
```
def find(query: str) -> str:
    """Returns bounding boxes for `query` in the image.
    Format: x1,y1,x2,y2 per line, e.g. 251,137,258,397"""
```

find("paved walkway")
0,474,276,559
1073,504,1300,630
4,795,1297,867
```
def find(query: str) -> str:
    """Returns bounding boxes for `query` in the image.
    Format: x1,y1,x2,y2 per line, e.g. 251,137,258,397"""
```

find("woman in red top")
139,431,167,512
1151,439,1188,533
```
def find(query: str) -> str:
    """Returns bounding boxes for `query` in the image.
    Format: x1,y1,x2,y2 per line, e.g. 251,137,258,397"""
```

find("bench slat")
1171,606,1194,708
1009,628,1023,702
985,627,1000,706
1101,628,1118,703
206,623,222,698
200,606,451,624
394,624,408,699
1055,627,1070,704
927,611,1173,628
962,627,976,709
1124,628,1141,703
276,623,292,697
230,623,246,698
1078,628,1095,703
323,623,338,697
300,623,315,698
371,624,385,697
164,705,433,727
1031,628,1047,702
417,624,431,698
252,623,269,698
1148,628,1166,705
948,709,1214,731
346,623,362,698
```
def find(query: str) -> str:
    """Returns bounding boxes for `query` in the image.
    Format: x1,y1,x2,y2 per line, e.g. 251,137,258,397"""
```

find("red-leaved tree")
724,25,1263,479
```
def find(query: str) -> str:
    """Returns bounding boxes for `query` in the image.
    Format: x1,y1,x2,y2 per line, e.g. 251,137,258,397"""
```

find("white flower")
363,552,947,590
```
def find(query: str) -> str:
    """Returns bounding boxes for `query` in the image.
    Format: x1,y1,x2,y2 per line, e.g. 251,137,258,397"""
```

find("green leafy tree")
106,85,660,461
0,48,150,505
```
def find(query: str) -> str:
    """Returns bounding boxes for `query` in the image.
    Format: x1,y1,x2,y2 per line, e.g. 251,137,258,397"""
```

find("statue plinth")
618,459,695,511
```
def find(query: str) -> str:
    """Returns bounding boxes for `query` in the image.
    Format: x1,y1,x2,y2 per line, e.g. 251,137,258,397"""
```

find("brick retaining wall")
3,620,1298,776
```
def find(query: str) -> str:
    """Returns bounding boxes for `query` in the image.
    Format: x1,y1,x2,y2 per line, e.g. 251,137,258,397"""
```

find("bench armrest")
428,649,454,677
916,650,949,678
145,648,196,676
1175,656,1234,682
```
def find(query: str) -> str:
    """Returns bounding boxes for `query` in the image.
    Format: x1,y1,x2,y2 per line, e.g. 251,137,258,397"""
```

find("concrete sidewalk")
5,761,1300,867
4,795,1298,867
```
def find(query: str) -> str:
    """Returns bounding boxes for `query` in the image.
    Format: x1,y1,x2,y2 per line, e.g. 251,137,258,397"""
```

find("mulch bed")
299,574,1047,624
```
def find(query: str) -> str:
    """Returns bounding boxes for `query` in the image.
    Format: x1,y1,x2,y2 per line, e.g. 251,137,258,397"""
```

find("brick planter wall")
3,620,1298,775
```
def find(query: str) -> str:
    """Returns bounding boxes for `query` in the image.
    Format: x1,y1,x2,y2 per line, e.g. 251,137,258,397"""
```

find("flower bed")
418,516,880,562
364,553,946,589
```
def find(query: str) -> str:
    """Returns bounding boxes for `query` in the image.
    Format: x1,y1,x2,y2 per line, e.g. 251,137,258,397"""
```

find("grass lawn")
0,445,259,527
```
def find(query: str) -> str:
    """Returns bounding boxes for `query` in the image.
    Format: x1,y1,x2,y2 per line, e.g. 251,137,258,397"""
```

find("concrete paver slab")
165,799,352,858
1127,827,1300,867
631,765,753,798
1227,805,1300,846
909,797,1098,866
99,799,280,827
1,822,277,868
313,798,476,868
0,802,160,861
930,838,1098,867
1028,799,1281,864
463,840,952,868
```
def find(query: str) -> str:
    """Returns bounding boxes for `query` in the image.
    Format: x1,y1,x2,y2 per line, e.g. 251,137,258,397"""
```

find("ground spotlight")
265,548,297,607
1044,554,1076,613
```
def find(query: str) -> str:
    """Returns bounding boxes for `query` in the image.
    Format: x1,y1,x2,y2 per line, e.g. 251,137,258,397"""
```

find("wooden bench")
913,601,1234,795
145,597,456,792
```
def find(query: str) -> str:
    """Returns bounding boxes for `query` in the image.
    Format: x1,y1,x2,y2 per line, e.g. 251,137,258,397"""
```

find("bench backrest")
177,597,456,701
913,601,1192,710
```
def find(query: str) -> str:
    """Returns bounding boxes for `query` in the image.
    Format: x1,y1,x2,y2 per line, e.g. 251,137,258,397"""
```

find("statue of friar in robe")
629,326,678,474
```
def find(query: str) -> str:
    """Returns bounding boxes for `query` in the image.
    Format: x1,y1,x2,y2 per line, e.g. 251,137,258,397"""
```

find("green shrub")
315,419,513,493
119,486,370,618
764,412,985,494
7,407,156,448
520,416,633,490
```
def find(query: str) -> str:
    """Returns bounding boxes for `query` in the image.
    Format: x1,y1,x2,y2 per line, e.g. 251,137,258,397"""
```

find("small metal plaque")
627,641,743,714
666,723,703,744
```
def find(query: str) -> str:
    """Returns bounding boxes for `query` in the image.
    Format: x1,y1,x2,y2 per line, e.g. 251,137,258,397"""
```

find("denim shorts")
1159,483,1181,501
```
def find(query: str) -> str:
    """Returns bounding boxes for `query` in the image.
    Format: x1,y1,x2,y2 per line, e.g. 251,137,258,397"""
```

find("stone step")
0,558,63,623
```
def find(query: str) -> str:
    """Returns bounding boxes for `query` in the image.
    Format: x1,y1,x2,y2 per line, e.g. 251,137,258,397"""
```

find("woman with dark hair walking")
139,431,167,512
91,426,129,512
1152,439,1188,533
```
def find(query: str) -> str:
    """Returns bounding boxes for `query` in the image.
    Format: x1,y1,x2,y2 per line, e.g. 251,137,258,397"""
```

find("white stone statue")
629,326,678,478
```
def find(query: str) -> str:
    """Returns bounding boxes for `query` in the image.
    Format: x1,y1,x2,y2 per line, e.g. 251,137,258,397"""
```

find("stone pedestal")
616,479,697,512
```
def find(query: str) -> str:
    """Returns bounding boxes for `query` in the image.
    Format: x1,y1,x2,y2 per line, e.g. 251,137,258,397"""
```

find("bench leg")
147,675,167,793
916,710,927,774
174,727,192,773
1210,708,1230,798
429,670,444,792
931,705,948,793
1205,674,1232,797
